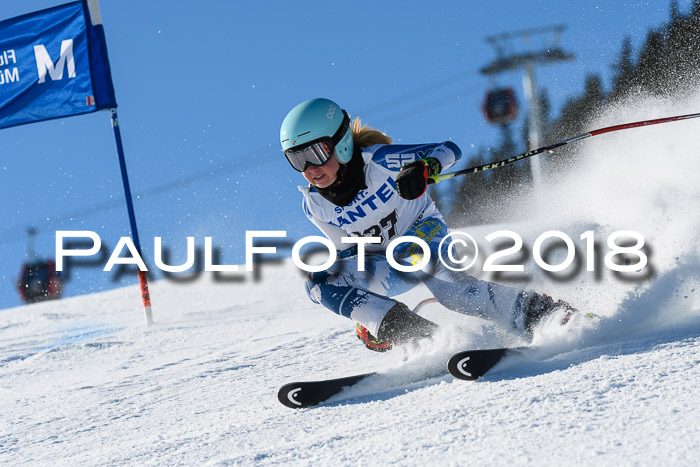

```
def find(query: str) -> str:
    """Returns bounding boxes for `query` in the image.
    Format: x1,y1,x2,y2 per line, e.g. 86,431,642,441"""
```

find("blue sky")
0,0,688,309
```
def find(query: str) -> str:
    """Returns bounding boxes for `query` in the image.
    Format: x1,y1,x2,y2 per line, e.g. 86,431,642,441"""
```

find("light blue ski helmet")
280,98,354,163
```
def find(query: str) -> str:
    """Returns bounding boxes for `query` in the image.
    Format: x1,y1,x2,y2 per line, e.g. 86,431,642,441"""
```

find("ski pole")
428,111,700,184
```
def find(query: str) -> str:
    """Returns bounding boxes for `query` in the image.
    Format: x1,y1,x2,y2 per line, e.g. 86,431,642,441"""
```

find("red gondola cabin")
482,88,518,125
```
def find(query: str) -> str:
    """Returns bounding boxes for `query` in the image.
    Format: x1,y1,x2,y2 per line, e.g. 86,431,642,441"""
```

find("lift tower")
480,25,574,188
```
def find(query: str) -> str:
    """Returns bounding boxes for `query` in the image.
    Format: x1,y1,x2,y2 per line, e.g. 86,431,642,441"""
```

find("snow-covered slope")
1,252,698,465
2,94,700,465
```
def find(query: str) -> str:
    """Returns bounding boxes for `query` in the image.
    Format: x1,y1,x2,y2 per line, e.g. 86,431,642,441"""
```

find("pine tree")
612,37,634,98
635,30,666,93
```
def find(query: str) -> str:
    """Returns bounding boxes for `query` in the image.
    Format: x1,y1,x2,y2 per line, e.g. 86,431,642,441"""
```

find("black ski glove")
395,157,441,200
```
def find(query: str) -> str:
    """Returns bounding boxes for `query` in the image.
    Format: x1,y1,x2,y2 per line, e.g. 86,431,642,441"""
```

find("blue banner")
0,1,116,130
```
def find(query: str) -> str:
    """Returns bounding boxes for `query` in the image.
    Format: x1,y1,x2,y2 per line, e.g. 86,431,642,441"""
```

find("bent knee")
305,271,330,304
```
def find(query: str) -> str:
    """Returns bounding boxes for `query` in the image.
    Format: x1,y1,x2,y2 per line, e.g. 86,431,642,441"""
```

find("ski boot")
356,300,440,351
521,292,579,334
377,302,439,346
356,302,439,351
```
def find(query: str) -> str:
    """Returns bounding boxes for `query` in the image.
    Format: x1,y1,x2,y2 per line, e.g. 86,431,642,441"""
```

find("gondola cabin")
17,259,63,303
482,88,518,125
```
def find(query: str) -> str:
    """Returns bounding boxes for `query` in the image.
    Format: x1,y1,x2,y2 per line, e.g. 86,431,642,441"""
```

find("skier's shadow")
318,373,452,408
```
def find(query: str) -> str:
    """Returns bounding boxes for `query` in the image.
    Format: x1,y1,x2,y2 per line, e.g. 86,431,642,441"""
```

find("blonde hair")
351,117,392,147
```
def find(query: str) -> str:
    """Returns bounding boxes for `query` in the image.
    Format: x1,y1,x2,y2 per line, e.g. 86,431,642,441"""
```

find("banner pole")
109,108,153,325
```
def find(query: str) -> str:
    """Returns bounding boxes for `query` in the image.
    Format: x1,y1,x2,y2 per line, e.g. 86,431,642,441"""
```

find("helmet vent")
297,131,311,137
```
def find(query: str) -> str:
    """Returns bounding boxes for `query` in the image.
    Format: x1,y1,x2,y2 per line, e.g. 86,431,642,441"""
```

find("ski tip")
446,354,480,381
277,373,374,409
278,383,311,409
446,347,514,381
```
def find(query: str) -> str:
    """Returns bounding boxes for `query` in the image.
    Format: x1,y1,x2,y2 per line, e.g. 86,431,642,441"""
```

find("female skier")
280,98,576,351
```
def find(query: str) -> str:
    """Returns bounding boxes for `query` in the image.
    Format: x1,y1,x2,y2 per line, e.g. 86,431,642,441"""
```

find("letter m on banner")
34,39,76,84
0,0,116,128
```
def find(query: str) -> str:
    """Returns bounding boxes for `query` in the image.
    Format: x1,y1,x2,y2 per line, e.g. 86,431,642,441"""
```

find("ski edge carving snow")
278,345,528,409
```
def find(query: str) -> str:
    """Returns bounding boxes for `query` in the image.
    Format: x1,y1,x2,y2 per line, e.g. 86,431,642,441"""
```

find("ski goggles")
284,140,336,172
283,110,351,172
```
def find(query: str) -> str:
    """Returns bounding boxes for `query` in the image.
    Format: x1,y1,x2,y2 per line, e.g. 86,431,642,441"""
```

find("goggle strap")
330,110,351,148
